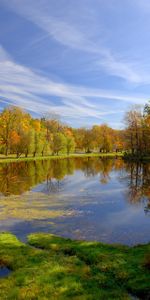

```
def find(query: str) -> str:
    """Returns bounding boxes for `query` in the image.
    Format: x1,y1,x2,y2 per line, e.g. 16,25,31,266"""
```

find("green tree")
51,133,66,155
82,129,94,153
66,136,75,155
23,129,35,157
33,131,42,157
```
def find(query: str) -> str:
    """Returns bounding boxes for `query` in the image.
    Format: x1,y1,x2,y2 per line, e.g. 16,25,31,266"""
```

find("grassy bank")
0,233,149,299
0,152,123,164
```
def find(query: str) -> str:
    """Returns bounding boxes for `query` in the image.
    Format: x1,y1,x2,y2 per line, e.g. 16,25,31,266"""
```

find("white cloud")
98,55,142,84
1,0,147,84
0,45,11,62
0,46,148,127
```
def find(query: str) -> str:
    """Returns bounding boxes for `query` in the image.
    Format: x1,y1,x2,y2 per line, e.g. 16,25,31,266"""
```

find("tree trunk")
25,150,28,158
5,145,8,156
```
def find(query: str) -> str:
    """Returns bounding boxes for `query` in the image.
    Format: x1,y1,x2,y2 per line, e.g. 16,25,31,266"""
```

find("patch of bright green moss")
0,232,149,299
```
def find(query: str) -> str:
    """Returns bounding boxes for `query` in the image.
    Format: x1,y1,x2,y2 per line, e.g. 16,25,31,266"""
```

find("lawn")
0,152,123,164
0,232,149,299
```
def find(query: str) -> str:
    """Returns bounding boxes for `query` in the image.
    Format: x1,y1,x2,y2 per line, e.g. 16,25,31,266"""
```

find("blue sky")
0,0,150,128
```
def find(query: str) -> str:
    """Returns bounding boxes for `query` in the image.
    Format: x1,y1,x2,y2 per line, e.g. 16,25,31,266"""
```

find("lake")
0,157,149,245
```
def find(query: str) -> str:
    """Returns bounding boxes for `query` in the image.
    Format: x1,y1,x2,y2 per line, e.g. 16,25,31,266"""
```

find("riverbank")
0,232,149,299
0,152,123,164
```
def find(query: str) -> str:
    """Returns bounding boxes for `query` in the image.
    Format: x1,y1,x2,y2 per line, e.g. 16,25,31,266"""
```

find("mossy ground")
0,233,149,299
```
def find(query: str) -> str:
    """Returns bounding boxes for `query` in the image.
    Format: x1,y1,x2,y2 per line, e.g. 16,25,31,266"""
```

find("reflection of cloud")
109,205,142,226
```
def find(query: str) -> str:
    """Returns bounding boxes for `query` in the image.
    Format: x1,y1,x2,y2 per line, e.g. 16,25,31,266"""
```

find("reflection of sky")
0,166,150,245
33,170,127,198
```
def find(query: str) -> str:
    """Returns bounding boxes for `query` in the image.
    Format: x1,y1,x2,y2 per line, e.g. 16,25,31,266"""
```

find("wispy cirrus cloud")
0,45,148,128
1,0,147,84
135,0,150,12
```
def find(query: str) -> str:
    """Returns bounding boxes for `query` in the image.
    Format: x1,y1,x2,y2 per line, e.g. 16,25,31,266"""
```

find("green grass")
0,233,149,299
0,152,123,164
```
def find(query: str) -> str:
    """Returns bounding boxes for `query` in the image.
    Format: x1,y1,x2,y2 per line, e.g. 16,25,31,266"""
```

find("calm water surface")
0,157,149,245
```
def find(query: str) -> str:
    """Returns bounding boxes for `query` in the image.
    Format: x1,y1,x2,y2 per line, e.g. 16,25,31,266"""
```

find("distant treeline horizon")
0,102,150,157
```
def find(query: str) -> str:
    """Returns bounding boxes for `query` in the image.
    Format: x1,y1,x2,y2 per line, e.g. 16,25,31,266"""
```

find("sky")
0,0,150,128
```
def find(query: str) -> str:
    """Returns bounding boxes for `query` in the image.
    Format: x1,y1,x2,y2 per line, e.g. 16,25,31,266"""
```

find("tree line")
0,102,150,157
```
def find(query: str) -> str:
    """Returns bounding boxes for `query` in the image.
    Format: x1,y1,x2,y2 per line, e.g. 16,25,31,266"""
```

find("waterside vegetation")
0,152,123,164
0,232,149,300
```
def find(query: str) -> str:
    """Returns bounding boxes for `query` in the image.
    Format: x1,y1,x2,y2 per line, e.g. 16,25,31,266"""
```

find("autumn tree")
73,128,86,152
99,124,113,152
1,103,143,159
0,106,31,156
113,130,124,152
91,125,103,151
124,107,143,155
82,129,94,153
142,102,150,154
0,106,20,156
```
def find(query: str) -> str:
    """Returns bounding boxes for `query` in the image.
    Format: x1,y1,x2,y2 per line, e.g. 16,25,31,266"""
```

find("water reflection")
0,157,150,245
0,158,122,196
123,162,150,214
0,158,150,207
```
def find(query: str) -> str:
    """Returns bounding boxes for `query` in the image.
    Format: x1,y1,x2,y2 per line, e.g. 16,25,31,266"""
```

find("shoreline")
0,152,123,164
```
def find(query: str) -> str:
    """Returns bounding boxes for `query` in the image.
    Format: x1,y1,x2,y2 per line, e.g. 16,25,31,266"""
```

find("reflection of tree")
45,179,64,194
0,162,31,196
0,161,48,196
74,157,122,181
0,159,75,196
79,157,99,177
0,157,124,196
123,162,150,213
52,159,68,180
99,158,113,184
127,162,143,203
144,203,150,215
